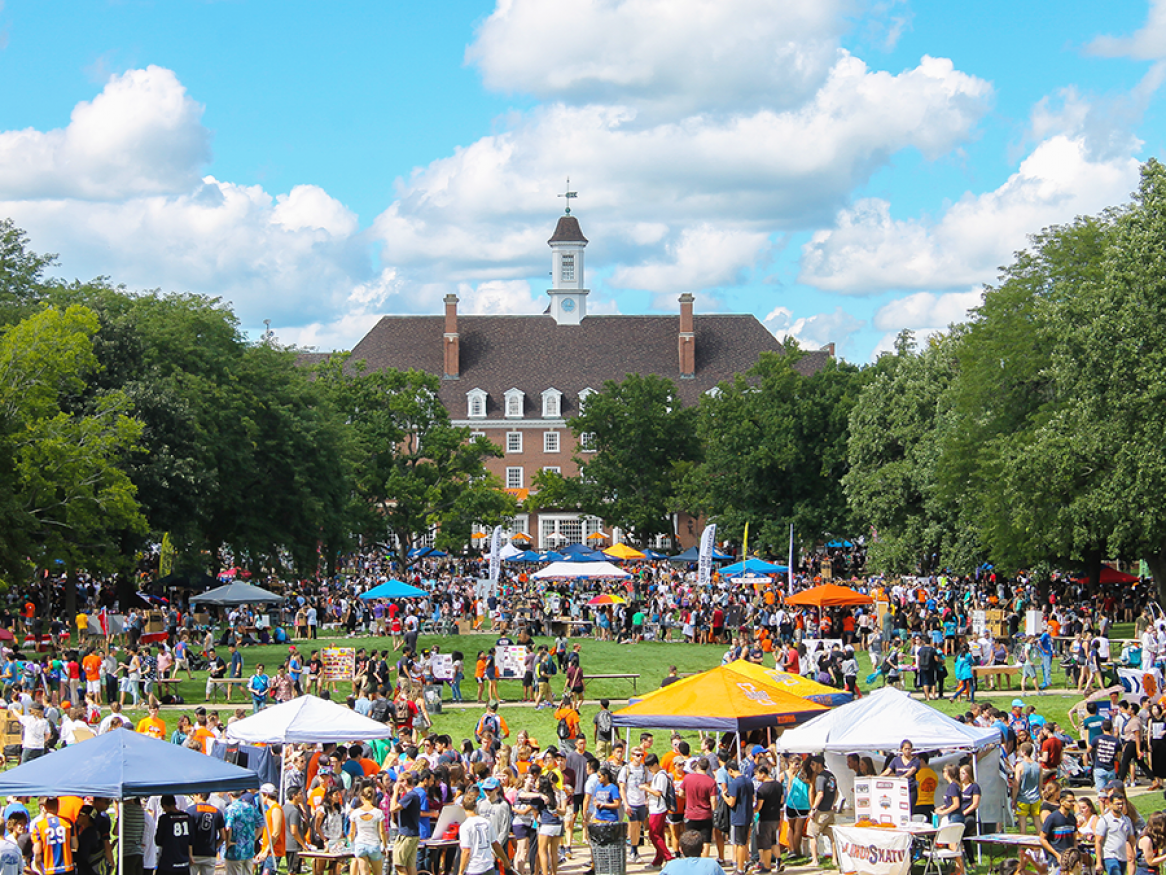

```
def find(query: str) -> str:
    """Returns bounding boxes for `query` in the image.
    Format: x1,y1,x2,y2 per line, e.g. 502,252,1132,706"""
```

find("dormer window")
578,387,596,415
542,388,563,419
466,388,487,419
504,388,525,419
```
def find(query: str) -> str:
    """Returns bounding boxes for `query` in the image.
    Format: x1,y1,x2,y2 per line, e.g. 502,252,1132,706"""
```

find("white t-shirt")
619,763,648,807
647,770,671,816
351,807,384,847
15,712,48,749
0,837,22,875
458,815,497,875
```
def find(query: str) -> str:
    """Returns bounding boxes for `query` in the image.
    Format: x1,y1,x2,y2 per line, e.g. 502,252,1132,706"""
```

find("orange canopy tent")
725,659,853,707
785,583,873,608
612,661,829,732
604,543,647,561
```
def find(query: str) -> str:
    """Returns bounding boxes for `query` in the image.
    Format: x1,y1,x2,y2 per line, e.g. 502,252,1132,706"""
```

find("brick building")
347,209,832,550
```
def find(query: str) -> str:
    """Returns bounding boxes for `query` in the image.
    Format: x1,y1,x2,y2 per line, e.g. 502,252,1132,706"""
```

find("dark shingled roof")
347,313,831,418
294,351,333,367
548,216,588,244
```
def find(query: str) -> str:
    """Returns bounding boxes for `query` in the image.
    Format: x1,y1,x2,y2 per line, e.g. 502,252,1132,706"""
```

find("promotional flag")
488,525,503,591
697,524,717,587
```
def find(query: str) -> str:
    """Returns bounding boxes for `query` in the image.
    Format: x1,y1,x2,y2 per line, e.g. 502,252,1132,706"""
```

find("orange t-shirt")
360,757,380,776
136,716,166,740
82,654,102,682
475,658,487,679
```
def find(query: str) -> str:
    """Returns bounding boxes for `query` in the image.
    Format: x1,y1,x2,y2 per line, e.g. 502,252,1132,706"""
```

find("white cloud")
799,134,1140,294
457,279,544,314
610,224,771,292
764,304,863,352
1088,0,1166,60
0,66,209,200
467,0,848,118
866,289,981,360
374,54,991,291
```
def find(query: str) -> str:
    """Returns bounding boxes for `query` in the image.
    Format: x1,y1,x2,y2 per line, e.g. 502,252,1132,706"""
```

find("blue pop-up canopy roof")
670,546,732,562
0,728,259,798
359,579,427,599
719,557,788,575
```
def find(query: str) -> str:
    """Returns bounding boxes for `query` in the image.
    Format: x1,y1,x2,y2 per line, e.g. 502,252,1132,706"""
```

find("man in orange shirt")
81,650,103,705
135,703,166,740
32,797,74,875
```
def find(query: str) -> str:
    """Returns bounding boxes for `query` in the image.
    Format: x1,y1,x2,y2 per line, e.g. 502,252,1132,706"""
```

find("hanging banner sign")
833,826,912,875
697,524,717,587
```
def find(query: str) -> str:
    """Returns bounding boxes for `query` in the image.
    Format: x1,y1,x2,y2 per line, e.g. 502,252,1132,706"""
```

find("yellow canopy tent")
612,661,829,732
604,543,647,561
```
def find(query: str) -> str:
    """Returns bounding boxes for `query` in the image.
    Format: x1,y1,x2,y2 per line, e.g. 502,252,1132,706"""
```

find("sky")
1,1,1164,361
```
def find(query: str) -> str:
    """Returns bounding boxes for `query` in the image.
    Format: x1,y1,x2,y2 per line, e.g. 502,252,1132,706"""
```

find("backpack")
394,699,411,724
483,714,500,737
596,709,613,735
662,777,678,813
370,699,391,723
545,658,557,676
557,716,571,740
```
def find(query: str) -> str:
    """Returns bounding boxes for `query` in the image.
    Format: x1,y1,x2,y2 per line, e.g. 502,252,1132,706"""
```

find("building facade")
347,211,832,550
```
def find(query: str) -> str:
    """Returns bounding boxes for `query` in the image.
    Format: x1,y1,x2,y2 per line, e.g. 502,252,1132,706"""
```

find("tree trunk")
1144,550,1166,610
66,567,78,644
1083,547,1103,596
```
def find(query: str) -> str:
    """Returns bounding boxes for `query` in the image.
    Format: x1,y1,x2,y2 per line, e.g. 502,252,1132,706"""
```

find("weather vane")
558,177,578,215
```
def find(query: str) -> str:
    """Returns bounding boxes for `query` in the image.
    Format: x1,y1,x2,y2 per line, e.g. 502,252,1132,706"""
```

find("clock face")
561,297,576,312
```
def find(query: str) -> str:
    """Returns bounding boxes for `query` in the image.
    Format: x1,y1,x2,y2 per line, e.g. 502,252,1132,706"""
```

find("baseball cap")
1011,699,1025,708
481,777,500,790
260,783,277,795
751,745,766,756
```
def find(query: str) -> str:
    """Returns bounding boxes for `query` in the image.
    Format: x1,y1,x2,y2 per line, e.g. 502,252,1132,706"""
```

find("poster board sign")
971,611,987,636
431,653,454,681
1025,610,1045,636
833,826,912,875
852,776,911,827
498,645,527,678
821,558,833,581
322,647,355,682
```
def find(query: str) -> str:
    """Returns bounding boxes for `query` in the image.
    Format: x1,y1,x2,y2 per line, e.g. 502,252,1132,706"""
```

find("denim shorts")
355,844,384,861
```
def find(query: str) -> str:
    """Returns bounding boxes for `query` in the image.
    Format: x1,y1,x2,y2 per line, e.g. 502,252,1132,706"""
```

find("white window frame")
580,432,597,452
561,253,575,282
504,388,525,419
470,430,486,440
543,431,560,453
578,387,596,415
506,432,523,454
542,466,561,475
466,388,487,419
506,467,524,490
542,388,563,419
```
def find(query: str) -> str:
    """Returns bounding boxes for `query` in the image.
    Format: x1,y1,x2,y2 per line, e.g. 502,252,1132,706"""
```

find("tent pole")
971,754,981,866
118,799,124,875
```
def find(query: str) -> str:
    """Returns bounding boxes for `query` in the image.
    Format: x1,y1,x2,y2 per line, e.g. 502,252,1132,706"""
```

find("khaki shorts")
393,835,420,868
596,740,613,759
807,811,835,837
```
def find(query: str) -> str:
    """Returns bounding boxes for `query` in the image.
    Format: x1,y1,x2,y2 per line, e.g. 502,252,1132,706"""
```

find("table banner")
833,826,913,875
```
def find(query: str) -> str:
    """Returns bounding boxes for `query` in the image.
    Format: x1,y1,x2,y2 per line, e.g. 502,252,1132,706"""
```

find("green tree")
844,331,972,574
0,219,55,324
936,214,1115,578
683,346,866,555
0,305,144,581
318,357,517,565
530,373,700,546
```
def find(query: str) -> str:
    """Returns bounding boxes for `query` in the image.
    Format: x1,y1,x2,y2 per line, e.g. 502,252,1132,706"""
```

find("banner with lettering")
697,524,716,587
488,525,503,590
832,826,912,875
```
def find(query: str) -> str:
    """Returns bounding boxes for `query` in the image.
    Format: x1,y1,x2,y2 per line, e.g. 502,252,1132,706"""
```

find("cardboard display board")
322,647,355,682
853,776,912,827
833,826,912,875
971,611,987,636
803,638,844,673
431,653,454,681
498,645,527,678
1025,610,1045,636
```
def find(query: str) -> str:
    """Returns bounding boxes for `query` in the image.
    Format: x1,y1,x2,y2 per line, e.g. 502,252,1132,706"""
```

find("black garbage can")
588,821,627,875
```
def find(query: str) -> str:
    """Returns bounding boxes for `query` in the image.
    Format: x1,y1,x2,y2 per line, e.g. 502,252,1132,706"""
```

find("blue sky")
1,1,1163,360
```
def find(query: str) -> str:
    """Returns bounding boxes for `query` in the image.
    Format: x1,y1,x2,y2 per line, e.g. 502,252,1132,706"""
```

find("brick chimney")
443,293,460,379
678,293,695,378
822,342,835,357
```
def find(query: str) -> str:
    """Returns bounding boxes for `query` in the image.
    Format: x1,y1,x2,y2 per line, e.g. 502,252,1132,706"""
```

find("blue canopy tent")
505,550,542,563
669,546,732,563
359,579,427,599
408,547,448,559
719,558,788,575
826,540,854,548
0,729,260,875
642,549,670,560
559,544,605,561
537,550,565,562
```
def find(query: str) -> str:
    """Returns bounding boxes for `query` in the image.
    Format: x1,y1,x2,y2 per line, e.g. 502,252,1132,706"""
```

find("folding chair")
925,822,966,875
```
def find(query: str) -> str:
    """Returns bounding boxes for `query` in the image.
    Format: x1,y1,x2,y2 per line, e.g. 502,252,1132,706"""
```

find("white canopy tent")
778,688,1007,828
225,694,397,745
531,561,631,580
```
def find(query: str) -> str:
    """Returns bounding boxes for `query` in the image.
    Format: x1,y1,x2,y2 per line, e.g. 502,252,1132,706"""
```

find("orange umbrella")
785,583,873,608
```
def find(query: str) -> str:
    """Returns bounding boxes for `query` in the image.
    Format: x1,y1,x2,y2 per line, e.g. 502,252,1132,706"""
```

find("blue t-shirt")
396,789,422,837
661,857,728,875
592,782,621,822
727,775,753,827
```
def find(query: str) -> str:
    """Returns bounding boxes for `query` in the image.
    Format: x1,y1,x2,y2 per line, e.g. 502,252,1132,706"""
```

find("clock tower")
547,183,589,325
